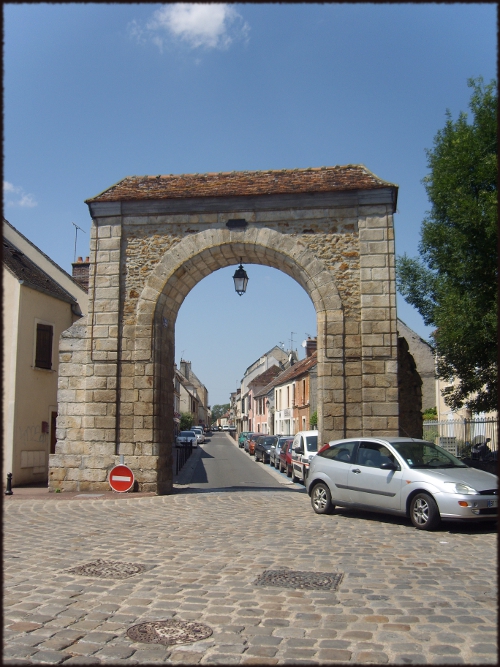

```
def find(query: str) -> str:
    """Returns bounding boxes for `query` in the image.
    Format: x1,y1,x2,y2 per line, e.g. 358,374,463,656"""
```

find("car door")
347,440,404,510
292,435,304,477
314,441,358,502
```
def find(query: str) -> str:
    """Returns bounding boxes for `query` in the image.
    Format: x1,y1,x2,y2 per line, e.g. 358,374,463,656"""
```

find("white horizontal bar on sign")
112,475,132,482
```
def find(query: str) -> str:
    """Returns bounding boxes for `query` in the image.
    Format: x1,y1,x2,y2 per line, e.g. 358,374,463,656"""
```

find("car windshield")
180,431,195,436
262,437,277,446
305,436,318,452
391,441,468,469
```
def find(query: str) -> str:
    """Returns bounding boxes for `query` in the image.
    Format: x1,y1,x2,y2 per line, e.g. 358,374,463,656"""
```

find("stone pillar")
358,206,399,436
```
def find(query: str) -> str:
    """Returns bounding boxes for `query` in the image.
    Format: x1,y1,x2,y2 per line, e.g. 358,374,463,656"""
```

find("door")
347,440,404,510
314,441,358,502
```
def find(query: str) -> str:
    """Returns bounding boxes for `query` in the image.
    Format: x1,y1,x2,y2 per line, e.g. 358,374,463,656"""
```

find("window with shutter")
35,323,53,369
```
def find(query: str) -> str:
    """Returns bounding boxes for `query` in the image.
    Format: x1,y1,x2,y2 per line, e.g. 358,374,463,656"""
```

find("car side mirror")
380,461,398,471
295,446,304,454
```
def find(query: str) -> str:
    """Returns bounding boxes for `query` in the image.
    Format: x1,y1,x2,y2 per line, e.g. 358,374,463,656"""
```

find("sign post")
108,464,134,493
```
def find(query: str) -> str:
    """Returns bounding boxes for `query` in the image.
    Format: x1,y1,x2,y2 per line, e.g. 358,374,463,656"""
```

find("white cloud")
130,3,249,52
4,181,38,208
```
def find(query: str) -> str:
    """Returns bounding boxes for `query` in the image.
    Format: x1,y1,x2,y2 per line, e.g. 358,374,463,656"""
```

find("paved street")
4,432,498,664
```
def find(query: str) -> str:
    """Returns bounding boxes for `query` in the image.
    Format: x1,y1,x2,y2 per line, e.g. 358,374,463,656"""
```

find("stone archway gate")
49,165,399,494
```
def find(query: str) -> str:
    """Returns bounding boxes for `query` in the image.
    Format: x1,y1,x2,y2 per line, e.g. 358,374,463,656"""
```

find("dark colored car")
278,438,294,475
254,435,279,463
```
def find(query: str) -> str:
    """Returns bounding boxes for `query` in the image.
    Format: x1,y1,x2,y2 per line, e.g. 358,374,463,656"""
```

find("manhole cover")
68,559,146,579
255,568,344,590
127,619,213,646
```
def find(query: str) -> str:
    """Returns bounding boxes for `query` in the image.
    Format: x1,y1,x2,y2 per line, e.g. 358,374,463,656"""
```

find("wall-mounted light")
233,259,249,296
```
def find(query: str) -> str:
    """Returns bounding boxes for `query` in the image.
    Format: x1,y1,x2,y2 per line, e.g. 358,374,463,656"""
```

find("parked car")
238,431,251,448
191,426,205,444
212,425,219,431
307,437,498,530
291,430,319,483
228,425,236,432
176,430,198,448
254,435,279,463
278,438,295,475
270,436,288,468
247,433,261,456
244,433,258,453
222,425,229,431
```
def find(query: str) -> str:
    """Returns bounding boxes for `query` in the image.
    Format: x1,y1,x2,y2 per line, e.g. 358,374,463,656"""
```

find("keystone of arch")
132,227,342,358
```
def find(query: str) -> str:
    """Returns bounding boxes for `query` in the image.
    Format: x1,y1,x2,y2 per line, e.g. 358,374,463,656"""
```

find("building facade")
3,220,88,486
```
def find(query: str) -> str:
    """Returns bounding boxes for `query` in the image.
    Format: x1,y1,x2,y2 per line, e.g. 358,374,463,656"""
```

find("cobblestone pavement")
4,447,498,665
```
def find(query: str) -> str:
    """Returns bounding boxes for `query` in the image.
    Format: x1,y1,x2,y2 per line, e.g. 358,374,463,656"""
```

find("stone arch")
132,227,343,361
49,165,401,495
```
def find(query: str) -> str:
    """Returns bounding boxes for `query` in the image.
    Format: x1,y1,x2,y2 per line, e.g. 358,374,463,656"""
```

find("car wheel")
291,467,298,483
311,482,335,514
410,493,441,530
286,465,292,478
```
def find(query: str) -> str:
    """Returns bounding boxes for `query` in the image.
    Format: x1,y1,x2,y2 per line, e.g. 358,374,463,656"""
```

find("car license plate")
487,500,497,508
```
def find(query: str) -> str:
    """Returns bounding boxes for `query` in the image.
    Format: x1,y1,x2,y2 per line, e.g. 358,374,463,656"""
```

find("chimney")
305,337,317,357
72,256,90,291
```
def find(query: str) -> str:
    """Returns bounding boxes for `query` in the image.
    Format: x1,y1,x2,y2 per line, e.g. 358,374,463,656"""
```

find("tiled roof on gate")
253,352,317,398
3,238,77,305
86,165,397,203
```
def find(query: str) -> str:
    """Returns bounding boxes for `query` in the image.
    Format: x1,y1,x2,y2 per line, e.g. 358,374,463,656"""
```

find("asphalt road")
187,432,289,491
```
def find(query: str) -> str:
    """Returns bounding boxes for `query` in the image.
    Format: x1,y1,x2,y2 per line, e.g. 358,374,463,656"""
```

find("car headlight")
445,482,478,495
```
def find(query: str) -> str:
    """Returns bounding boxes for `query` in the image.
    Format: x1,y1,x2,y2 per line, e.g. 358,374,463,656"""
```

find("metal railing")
423,417,498,458
174,443,193,475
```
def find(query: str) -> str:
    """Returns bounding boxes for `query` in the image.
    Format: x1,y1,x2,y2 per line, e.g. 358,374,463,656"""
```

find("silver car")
307,437,498,530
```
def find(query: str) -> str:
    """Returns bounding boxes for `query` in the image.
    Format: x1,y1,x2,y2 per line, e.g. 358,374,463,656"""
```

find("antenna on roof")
72,222,86,263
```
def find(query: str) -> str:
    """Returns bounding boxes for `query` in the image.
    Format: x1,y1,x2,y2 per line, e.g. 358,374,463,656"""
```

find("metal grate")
127,619,213,646
254,568,344,591
68,559,146,579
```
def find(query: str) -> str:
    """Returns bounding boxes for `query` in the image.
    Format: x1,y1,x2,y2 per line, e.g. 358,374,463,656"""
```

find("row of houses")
174,360,210,434
226,338,319,437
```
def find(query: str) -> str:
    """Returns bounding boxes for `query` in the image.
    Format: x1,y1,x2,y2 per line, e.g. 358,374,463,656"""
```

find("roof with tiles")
253,351,317,399
86,165,397,203
247,365,283,391
3,237,77,305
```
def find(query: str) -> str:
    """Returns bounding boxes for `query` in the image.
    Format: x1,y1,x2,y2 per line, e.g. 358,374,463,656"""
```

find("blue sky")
4,3,496,405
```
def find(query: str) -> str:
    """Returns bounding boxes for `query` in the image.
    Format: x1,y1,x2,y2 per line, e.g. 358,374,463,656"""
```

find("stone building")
49,164,403,494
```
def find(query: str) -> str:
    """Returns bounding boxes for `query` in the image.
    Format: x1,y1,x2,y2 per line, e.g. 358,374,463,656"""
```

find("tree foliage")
397,78,497,413
180,412,193,430
309,411,318,428
211,403,230,423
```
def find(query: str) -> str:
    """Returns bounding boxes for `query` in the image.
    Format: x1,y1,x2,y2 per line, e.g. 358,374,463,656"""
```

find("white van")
291,430,319,483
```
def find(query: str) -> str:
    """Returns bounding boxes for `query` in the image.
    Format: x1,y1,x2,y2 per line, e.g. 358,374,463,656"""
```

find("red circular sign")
108,464,134,493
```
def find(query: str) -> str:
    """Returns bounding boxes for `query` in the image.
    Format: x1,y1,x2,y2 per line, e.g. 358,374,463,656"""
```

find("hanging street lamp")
232,259,249,296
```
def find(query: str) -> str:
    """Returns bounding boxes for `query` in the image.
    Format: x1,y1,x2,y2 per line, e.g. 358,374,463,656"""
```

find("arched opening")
134,232,344,493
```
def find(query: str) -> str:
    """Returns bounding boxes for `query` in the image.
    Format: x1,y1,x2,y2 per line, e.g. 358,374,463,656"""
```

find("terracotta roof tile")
253,352,317,398
86,165,396,203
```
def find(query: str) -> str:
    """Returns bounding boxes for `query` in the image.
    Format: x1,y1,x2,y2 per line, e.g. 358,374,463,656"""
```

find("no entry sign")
108,464,134,493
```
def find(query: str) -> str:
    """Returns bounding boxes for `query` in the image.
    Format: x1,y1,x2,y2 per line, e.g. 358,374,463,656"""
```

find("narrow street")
185,431,291,492
3,433,497,665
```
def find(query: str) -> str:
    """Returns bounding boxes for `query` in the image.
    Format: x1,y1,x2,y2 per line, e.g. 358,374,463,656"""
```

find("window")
356,441,399,469
302,379,306,404
35,323,53,369
319,441,357,462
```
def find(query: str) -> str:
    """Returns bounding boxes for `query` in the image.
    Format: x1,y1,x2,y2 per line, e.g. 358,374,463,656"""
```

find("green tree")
211,403,230,424
180,412,193,430
397,78,497,413
309,411,318,428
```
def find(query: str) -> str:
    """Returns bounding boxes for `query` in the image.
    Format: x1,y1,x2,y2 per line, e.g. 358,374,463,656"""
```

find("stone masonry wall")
49,201,399,494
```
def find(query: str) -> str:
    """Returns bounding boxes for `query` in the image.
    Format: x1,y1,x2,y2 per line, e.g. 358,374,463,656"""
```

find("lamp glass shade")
233,264,249,296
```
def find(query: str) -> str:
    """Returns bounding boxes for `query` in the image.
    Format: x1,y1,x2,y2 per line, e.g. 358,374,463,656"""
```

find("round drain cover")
127,619,213,646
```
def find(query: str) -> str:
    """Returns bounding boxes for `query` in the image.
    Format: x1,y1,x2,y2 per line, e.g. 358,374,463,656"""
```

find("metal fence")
173,443,193,475
423,417,498,458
